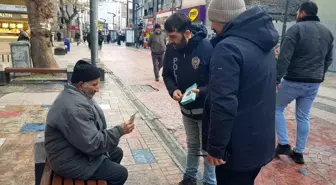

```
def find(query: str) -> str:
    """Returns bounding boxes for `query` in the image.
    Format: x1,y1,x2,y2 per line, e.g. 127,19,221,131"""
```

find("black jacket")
203,7,279,171
277,15,334,83
163,25,213,120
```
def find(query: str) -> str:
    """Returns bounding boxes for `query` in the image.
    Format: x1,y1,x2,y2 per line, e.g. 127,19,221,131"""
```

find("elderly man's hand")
120,120,135,134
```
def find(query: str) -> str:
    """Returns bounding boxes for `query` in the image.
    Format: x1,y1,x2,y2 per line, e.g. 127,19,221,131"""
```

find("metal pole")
281,0,290,45
133,0,136,47
90,0,98,66
171,0,175,14
126,2,129,28
133,0,136,27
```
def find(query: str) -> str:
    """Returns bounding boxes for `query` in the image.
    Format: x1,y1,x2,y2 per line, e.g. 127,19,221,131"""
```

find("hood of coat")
221,6,279,52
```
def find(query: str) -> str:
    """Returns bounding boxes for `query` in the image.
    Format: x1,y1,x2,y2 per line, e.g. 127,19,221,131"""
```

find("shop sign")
0,13,12,18
0,4,27,13
188,8,199,21
177,5,206,22
70,26,79,30
0,13,28,19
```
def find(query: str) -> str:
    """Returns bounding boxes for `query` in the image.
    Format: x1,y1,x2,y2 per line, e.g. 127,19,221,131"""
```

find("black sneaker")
290,150,305,164
275,144,292,156
155,78,159,82
178,179,197,185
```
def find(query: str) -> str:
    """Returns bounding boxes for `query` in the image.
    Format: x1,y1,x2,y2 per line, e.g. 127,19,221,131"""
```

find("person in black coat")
204,0,279,184
98,31,104,50
87,32,91,49
17,29,29,41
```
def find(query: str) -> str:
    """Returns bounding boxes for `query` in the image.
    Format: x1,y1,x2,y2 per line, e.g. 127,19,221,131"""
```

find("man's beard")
173,35,187,50
296,15,302,22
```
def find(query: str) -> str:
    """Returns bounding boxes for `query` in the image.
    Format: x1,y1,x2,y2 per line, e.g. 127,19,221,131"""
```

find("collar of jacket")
210,35,224,48
65,83,94,103
299,15,320,22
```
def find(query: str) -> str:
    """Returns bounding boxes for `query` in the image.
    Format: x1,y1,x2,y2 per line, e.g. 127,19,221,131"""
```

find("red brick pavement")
101,45,336,185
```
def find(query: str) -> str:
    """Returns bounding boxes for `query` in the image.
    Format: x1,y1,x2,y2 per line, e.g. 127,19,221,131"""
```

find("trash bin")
64,38,70,52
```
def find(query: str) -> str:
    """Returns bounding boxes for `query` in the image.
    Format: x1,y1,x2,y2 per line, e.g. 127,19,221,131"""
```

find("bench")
35,136,107,185
0,63,105,85
40,161,107,185
5,67,67,73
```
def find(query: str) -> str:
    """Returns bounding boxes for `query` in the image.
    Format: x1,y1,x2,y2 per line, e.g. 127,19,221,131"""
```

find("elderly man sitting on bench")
45,60,134,185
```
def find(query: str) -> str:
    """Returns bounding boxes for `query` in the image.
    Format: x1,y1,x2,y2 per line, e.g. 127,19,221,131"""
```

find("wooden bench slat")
5,68,67,73
52,173,63,185
87,180,98,185
40,162,53,185
97,180,107,185
74,180,85,185
63,179,73,185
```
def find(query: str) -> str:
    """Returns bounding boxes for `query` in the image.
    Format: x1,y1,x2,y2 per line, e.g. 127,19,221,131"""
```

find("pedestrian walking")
275,2,334,164
107,33,111,44
203,0,279,184
162,13,216,185
75,32,81,46
98,31,104,50
83,32,87,43
57,32,62,41
17,29,29,41
148,24,166,81
117,31,122,46
139,33,144,48
87,32,91,49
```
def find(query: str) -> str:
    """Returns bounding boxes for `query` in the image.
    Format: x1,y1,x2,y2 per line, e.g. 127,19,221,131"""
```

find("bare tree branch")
59,0,69,21
65,5,71,20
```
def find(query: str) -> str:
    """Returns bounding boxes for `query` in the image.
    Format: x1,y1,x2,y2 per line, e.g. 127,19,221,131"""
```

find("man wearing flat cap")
45,60,134,185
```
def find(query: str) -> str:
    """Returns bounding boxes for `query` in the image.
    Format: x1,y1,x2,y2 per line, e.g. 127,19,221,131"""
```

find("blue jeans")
276,80,320,153
182,116,216,185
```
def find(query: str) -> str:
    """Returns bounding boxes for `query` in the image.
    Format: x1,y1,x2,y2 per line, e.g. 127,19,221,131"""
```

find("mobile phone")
130,112,138,122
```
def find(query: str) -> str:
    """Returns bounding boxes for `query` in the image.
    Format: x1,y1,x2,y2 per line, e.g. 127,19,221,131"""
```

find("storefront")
156,10,172,30
0,4,28,38
177,5,206,25
143,18,154,39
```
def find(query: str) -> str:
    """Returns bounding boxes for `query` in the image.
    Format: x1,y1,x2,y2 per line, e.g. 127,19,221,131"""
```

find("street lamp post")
90,0,98,66
281,0,290,44
108,12,116,30
171,0,175,14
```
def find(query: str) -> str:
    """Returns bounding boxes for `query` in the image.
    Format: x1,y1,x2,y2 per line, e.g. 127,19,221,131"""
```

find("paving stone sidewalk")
96,44,336,185
0,75,182,184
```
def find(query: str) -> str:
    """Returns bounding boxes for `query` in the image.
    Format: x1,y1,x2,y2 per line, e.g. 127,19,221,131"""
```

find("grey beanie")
208,0,246,24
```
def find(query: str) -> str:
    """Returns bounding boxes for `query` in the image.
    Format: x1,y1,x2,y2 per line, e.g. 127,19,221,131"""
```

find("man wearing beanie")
203,0,279,184
45,60,135,185
148,23,166,81
162,13,215,185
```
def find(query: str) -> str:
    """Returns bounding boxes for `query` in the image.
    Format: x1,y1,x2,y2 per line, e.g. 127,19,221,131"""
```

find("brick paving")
97,44,336,185
0,73,182,184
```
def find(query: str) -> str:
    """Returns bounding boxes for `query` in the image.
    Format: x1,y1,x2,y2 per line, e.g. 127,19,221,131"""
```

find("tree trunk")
25,0,58,68
66,22,72,38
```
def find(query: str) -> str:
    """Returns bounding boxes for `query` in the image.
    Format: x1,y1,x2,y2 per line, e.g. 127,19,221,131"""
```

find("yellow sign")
188,8,199,21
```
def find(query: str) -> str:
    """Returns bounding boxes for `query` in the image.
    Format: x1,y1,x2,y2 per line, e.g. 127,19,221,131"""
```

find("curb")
104,67,188,173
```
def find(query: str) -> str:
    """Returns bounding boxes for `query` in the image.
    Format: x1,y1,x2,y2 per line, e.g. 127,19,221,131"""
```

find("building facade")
0,0,28,39
315,0,336,72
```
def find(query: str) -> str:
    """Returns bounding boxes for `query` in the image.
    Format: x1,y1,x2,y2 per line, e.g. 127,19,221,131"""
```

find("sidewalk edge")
104,68,188,172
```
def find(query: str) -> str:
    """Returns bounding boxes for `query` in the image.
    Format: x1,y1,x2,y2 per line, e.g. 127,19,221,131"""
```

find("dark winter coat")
45,84,124,179
17,31,29,41
163,24,213,120
277,15,334,83
203,7,279,171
